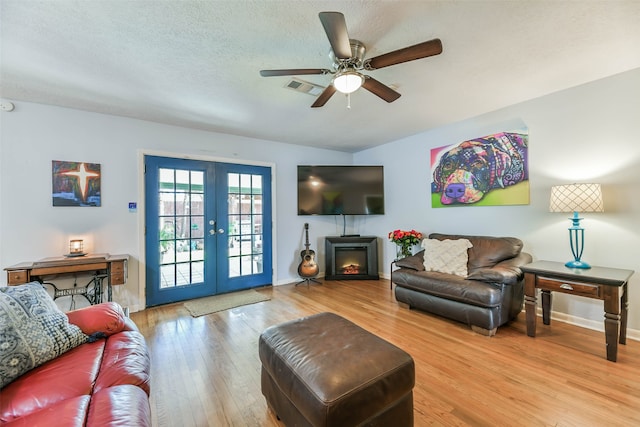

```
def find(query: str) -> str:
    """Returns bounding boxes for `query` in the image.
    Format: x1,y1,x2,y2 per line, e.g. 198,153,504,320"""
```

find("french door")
144,156,272,306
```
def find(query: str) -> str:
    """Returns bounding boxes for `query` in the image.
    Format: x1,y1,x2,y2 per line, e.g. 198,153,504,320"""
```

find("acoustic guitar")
298,223,319,278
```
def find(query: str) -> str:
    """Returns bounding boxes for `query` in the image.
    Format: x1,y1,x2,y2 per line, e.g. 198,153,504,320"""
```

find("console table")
5,253,129,305
521,260,634,362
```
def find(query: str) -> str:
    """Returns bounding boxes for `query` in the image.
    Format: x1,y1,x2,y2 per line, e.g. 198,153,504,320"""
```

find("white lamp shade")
333,72,364,94
549,183,604,213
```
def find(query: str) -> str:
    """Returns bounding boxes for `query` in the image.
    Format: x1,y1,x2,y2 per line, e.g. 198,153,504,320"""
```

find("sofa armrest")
467,252,532,285
500,251,533,270
66,302,128,336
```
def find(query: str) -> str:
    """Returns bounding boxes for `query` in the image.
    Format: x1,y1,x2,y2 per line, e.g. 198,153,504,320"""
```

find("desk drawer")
111,272,126,285
111,261,125,274
110,261,126,285
7,270,28,285
537,276,601,298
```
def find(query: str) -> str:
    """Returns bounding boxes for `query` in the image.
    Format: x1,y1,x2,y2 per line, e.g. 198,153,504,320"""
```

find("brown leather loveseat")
391,233,532,336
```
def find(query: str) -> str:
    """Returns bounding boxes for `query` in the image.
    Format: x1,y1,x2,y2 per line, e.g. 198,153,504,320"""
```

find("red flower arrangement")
388,229,423,258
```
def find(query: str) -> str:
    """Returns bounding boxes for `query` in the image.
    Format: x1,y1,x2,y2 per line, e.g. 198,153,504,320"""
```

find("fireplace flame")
341,264,361,275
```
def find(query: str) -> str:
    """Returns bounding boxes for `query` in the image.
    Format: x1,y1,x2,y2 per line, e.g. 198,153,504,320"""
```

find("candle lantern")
69,239,85,256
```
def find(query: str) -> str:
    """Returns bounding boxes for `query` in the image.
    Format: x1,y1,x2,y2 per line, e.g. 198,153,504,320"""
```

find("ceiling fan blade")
362,77,401,103
319,12,352,60
365,38,443,70
260,69,331,77
311,85,337,108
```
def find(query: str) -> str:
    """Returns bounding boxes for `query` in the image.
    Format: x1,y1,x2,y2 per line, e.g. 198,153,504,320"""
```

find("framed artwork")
52,160,101,207
430,131,529,207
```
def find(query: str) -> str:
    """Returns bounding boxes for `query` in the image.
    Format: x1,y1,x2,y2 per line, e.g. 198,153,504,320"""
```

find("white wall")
2,68,638,337
0,102,351,311
355,68,640,337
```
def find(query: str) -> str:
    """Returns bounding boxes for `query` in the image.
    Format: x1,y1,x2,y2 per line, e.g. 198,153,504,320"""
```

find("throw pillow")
394,250,426,271
421,238,473,277
0,282,88,388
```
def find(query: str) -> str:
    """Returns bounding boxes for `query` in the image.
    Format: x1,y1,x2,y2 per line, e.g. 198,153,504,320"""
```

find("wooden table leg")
603,286,621,362
541,290,552,325
524,273,537,337
620,283,628,345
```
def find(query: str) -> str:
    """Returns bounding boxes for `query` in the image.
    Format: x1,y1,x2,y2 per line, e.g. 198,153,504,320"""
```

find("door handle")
209,219,224,236
217,228,225,234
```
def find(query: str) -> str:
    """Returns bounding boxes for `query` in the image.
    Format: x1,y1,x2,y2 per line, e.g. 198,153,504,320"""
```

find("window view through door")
158,168,205,289
145,156,272,307
227,173,264,277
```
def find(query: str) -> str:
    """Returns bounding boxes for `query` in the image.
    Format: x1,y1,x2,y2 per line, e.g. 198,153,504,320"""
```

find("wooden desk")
521,260,634,362
5,253,129,304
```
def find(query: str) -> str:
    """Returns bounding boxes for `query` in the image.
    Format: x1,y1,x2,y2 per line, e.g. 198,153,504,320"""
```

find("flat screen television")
297,165,385,215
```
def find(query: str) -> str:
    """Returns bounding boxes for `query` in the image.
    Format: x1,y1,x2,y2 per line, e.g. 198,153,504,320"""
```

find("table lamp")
69,239,85,257
549,183,603,269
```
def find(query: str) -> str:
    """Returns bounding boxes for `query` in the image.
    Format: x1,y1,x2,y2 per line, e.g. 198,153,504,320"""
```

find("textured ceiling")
2,1,640,152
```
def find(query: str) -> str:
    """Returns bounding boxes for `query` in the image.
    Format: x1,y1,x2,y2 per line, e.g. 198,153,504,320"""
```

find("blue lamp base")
565,259,591,269
566,212,591,269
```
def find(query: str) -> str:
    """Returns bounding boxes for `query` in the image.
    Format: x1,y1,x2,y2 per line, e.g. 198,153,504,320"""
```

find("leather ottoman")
259,312,415,426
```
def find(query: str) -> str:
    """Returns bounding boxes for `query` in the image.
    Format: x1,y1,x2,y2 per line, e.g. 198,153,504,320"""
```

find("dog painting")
431,131,529,207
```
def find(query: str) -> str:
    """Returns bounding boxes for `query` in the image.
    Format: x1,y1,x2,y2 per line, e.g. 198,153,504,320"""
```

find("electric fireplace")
325,236,379,280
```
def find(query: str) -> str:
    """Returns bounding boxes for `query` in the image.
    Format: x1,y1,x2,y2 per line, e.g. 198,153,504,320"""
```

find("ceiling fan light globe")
333,72,364,94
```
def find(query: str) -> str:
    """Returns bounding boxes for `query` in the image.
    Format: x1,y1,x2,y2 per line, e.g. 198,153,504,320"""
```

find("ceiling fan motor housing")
330,39,366,69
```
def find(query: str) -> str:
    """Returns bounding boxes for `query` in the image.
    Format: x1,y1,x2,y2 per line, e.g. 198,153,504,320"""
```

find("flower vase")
396,244,412,260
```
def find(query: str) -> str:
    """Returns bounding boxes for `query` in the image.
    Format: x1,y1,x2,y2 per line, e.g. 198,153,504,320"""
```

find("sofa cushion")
94,331,151,395
421,238,473,277
394,250,425,271
1,396,90,427
87,385,151,427
0,341,102,421
429,233,523,272
392,269,506,308
0,282,88,388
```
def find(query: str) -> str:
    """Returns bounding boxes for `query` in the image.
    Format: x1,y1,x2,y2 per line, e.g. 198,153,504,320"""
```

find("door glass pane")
227,173,263,277
158,168,206,288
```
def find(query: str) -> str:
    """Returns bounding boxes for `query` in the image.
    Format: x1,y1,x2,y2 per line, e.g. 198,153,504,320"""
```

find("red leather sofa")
0,302,151,426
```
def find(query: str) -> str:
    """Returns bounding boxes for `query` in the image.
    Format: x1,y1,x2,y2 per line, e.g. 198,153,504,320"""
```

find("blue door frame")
144,156,272,306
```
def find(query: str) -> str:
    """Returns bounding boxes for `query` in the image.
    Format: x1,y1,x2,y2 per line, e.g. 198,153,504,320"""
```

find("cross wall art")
52,160,101,207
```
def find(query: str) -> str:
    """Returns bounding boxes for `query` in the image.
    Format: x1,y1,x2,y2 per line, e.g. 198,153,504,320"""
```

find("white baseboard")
537,307,640,342
129,304,142,313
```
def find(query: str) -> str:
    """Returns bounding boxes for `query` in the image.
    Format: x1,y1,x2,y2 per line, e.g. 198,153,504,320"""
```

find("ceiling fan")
260,11,443,108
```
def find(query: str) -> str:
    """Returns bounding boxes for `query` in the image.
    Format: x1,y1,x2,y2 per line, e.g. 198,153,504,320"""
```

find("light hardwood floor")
130,279,640,427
